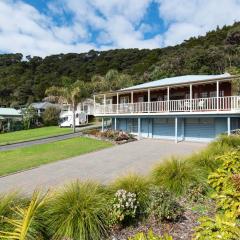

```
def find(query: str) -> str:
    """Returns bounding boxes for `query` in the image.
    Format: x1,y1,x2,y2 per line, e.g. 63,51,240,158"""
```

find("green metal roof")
0,108,21,116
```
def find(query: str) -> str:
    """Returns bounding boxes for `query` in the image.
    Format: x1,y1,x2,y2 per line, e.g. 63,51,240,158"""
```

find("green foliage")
128,230,173,240
1,23,240,106
45,80,88,132
208,150,240,217
194,214,240,240
46,180,109,240
22,106,38,130
186,183,208,203
110,189,139,225
151,157,202,196
42,106,60,126
0,192,24,232
194,148,240,239
148,187,184,222
0,190,48,240
111,173,150,213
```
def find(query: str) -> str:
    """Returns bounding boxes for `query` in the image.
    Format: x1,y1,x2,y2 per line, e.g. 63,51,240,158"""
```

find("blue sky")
1,0,240,56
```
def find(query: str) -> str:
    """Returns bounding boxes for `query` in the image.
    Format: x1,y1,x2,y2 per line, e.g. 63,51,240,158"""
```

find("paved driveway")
0,139,206,193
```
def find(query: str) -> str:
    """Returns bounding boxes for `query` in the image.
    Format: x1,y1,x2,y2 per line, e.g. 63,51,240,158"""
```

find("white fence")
95,96,240,115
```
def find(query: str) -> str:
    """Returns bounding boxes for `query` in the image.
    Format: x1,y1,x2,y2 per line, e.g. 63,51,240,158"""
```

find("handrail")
94,96,240,115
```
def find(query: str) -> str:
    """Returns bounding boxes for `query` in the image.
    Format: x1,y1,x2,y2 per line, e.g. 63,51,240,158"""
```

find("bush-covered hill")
1,22,240,106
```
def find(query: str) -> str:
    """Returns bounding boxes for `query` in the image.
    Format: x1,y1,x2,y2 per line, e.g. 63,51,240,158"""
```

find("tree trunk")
72,103,76,133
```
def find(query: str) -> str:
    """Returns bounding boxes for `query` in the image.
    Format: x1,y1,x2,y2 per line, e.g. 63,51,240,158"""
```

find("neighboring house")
0,108,22,131
93,73,240,142
31,102,60,116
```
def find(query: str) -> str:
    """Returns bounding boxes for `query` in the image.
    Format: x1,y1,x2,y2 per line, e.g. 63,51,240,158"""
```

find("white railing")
94,96,240,115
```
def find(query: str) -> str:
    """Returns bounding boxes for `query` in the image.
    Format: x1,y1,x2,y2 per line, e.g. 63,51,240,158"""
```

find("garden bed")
0,135,239,240
109,188,216,240
83,129,137,144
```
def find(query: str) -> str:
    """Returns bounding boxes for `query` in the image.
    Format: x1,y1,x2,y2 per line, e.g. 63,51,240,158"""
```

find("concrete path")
0,124,101,151
0,139,206,193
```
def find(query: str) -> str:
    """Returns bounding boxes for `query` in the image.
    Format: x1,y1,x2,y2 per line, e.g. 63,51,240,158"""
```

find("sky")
1,0,240,57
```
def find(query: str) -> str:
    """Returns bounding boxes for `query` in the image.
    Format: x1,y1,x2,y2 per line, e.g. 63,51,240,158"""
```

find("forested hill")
1,22,240,107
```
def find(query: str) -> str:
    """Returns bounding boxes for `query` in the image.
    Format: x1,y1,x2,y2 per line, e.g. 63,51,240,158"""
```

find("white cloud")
157,0,240,46
1,0,240,56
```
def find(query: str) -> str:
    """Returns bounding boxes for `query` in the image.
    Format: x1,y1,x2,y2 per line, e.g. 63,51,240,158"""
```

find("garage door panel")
153,118,175,139
185,118,215,140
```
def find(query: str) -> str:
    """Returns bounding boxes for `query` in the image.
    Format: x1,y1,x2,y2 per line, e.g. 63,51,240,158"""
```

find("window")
210,91,216,97
106,99,112,104
200,92,208,98
194,93,198,99
138,96,144,102
185,93,190,99
120,96,129,104
220,90,224,97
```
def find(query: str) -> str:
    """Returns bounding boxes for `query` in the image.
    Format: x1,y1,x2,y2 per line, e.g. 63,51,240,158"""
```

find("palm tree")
45,81,88,133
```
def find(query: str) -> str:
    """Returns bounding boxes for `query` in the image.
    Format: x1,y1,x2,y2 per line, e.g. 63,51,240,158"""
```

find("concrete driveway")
0,139,206,193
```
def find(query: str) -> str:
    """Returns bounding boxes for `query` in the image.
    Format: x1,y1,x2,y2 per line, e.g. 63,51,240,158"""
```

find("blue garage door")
153,118,175,139
118,118,127,131
184,118,215,141
141,118,151,137
126,118,138,134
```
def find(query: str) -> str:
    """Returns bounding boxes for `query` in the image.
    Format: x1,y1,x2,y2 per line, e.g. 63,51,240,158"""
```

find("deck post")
93,95,96,114
227,117,231,136
114,117,117,131
190,84,192,112
216,81,219,111
131,91,134,113
167,86,170,112
148,89,151,113
138,117,141,140
175,117,178,143
117,93,119,114
182,118,185,141
101,118,104,132
103,94,106,114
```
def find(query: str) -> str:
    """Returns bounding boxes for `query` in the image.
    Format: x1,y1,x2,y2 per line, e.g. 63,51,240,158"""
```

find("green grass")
0,137,113,176
0,126,72,145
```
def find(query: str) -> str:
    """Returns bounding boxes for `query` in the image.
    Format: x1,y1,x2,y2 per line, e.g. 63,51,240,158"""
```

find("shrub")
46,180,110,240
208,150,240,217
151,157,202,196
216,134,240,149
194,214,240,240
186,183,209,203
148,187,184,222
128,230,173,240
110,189,139,225
0,190,48,239
194,149,240,239
111,173,150,214
0,192,23,231
42,106,61,126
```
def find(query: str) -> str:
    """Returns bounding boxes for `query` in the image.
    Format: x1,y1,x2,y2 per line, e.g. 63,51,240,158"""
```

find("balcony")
94,96,240,115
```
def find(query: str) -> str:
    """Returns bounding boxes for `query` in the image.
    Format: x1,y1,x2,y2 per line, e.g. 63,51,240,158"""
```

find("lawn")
0,126,72,145
0,137,113,176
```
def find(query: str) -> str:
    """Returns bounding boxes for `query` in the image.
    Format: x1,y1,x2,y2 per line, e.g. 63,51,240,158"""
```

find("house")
31,102,60,116
0,108,22,131
93,73,240,142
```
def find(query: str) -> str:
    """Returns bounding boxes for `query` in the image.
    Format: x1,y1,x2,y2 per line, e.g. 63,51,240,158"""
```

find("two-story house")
93,73,240,142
